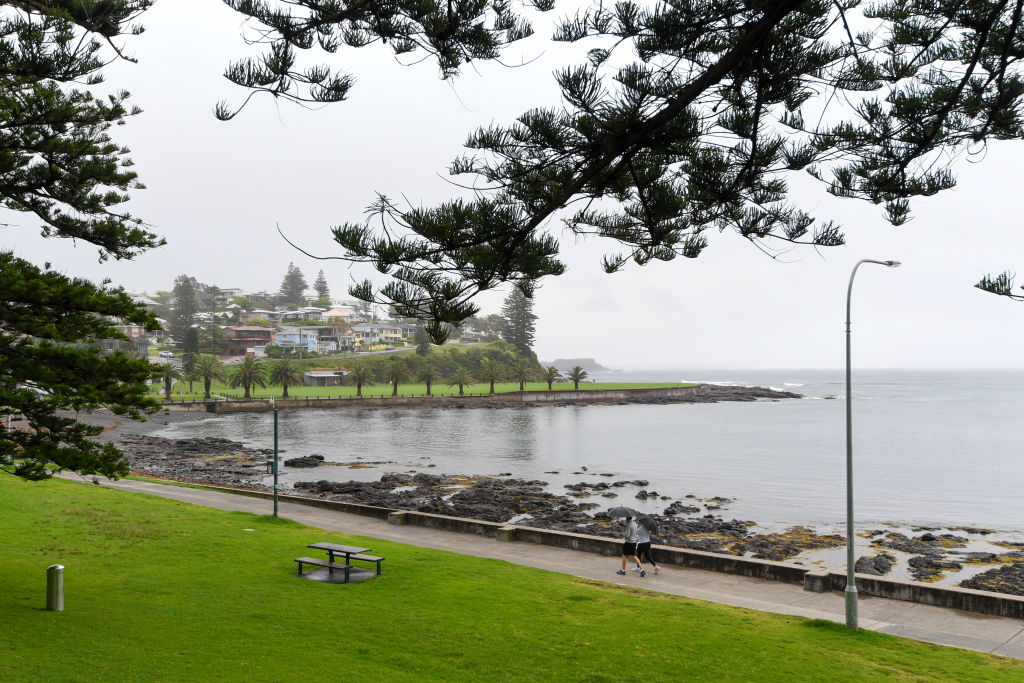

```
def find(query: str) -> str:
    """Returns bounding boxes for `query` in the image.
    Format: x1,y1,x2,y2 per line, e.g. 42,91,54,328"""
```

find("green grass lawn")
155,381,690,402
4,476,1022,682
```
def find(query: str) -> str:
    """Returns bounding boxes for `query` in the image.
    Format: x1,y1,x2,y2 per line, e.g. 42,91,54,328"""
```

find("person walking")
617,515,645,577
635,522,661,575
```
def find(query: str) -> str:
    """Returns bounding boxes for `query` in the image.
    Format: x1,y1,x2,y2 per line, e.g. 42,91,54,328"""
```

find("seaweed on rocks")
907,554,963,581
959,563,1024,596
728,526,844,562
118,433,268,488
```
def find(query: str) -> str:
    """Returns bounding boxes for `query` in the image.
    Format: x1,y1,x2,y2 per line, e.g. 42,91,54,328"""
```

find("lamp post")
844,259,900,629
270,396,279,518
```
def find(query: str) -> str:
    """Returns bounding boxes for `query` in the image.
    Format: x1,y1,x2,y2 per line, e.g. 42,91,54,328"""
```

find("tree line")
157,341,591,400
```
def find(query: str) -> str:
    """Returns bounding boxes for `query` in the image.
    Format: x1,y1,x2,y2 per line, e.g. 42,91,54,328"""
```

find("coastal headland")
189,383,803,413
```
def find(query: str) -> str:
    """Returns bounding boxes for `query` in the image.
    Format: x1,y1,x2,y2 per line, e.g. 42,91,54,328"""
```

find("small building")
303,370,347,386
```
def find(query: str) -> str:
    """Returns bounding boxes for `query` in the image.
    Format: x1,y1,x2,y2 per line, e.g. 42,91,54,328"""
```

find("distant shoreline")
158,383,803,415
79,383,801,439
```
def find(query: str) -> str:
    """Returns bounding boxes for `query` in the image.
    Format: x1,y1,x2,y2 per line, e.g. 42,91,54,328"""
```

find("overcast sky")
4,0,1024,370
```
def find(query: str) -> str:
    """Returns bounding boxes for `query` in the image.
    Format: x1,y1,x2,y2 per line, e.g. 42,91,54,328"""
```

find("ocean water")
153,368,1024,533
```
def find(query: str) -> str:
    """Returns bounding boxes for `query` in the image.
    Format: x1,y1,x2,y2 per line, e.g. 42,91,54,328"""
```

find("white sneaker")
630,567,642,572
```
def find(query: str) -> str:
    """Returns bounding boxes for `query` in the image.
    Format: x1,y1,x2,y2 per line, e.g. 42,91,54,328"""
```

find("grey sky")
3,0,1023,370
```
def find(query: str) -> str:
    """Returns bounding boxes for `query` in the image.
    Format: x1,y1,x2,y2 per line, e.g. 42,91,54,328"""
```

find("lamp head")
884,260,901,268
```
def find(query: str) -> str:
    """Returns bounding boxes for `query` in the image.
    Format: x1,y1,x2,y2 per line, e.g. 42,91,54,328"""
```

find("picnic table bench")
348,553,385,575
294,556,353,582
296,543,386,582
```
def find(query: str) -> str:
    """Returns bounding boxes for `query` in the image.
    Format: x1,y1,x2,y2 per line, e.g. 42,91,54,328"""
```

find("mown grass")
154,380,690,402
4,476,1022,681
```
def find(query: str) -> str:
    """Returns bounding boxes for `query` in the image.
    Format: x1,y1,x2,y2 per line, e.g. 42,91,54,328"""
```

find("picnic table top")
307,542,371,555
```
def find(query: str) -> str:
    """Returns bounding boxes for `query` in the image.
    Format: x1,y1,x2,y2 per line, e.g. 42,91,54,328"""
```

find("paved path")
78,475,1024,660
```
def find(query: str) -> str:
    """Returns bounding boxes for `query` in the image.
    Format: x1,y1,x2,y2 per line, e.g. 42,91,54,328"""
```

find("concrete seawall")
209,485,1024,619
196,385,706,413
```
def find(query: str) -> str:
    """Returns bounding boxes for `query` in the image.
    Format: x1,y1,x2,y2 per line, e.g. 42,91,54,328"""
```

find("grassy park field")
4,476,1024,681
153,380,689,402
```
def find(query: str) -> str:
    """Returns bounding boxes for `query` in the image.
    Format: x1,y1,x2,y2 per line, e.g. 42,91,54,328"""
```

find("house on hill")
224,326,274,356
351,321,416,347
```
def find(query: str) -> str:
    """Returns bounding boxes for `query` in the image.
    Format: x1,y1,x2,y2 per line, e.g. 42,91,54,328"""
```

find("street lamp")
844,258,900,629
269,396,279,518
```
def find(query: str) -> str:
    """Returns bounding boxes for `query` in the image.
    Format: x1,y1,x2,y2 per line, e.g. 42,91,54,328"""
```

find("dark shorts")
622,542,638,555
637,541,654,559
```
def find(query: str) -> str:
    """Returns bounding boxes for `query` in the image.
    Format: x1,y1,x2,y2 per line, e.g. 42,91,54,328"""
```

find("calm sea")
153,369,1024,533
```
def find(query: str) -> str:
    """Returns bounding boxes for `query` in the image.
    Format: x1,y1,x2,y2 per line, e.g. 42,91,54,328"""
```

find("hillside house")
224,326,274,356
275,328,319,354
351,322,416,345
279,307,325,323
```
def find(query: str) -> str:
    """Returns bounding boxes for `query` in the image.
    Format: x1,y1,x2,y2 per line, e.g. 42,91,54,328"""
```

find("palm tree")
345,364,374,397
446,368,474,396
229,355,268,399
416,361,438,396
385,359,410,396
183,364,202,394
268,358,303,398
477,358,504,395
542,366,562,391
194,354,227,400
511,359,535,391
566,365,588,391
159,362,182,400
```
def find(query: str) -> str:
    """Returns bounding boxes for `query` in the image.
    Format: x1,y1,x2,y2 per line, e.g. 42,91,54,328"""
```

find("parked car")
158,351,175,358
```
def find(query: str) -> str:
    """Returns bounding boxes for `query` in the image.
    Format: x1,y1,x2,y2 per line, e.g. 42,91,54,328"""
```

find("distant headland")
543,358,610,372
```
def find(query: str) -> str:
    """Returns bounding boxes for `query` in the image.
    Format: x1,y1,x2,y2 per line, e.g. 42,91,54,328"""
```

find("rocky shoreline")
78,382,1024,598
109,428,1024,597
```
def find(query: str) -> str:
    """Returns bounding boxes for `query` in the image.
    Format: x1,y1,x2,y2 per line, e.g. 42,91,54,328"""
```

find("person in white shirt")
616,516,645,577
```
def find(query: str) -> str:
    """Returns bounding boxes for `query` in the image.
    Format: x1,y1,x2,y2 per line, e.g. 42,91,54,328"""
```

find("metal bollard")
46,564,64,612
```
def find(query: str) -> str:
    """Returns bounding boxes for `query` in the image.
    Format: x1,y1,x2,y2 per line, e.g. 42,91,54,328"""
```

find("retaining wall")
192,385,703,413
203,484,1024,618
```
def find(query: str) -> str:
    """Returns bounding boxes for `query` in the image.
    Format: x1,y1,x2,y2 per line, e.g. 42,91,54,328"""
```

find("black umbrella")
607,506,640,518
637,516,659,533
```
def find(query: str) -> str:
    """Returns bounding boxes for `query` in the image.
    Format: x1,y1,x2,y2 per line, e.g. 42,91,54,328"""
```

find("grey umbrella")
637,516,659,533
606,506,640,518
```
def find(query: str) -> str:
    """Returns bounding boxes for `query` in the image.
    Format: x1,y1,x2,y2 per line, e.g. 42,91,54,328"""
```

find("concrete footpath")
79,475,1024,660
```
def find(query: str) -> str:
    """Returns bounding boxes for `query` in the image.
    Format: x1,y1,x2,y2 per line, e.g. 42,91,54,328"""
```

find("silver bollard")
46,564,64,612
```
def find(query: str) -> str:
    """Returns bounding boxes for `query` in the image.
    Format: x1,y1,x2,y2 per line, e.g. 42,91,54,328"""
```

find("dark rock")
564,481,611,492
284,455,324,468
664,501,701,516
855,553,897,575
613,480,650,488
